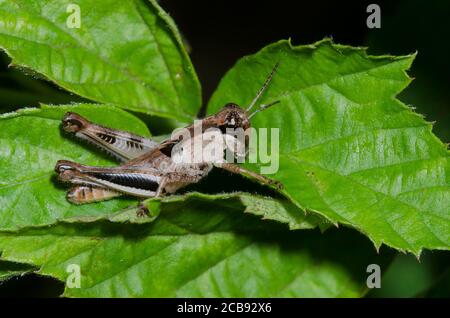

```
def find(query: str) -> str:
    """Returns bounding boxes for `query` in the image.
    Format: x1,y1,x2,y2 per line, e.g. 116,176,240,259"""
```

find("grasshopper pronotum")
55,64,282,204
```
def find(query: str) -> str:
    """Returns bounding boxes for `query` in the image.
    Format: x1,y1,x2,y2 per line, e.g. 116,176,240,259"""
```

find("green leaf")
0,54,88,112
424,269,450,297
0,269,21,281
368,251,450,298
0,104,151,230
0,0,200,121
142,191,330,231
366,0,450,141
0,199,391,297
208,39,450,255
0,260,34,281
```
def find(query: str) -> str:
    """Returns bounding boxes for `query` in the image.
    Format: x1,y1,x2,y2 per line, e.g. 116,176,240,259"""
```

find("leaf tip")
374,242,381,254
414,249,423,261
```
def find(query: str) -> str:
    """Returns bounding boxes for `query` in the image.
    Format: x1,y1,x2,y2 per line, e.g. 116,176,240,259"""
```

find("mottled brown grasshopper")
55,64,282,204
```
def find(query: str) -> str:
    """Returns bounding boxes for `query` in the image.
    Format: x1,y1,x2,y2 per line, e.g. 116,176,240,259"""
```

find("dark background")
0,0,449,297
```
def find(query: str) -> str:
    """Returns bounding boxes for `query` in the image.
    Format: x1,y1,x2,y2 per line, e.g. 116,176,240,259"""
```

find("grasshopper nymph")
55,64,282,204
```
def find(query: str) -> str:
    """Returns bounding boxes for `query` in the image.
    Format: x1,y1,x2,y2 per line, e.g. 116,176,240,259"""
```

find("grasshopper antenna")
246,62,279,112
248,100,280,119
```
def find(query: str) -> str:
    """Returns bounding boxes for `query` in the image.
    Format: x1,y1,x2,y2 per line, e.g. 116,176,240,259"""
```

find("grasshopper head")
215,103,251,132
214,97,281,133
214,62,281,132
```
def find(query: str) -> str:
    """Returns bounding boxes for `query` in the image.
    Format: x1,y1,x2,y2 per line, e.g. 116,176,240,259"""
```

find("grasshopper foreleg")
214,162,283,190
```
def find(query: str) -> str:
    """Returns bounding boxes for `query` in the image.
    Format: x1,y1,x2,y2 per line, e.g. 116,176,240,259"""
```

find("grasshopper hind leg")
55,160,161,198
62,112,158,162
68,186,153,220
67,186,122,204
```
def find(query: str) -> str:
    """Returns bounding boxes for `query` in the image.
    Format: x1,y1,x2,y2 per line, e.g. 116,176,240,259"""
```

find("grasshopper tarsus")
136,204,150,218
271,180,284,190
